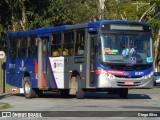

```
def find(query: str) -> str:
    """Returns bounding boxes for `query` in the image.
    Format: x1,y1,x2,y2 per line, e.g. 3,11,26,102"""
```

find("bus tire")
76,76,85,99
119,88,128,99
23,77,36,99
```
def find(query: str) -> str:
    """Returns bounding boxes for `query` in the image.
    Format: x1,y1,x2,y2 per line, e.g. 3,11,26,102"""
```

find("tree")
149,0,160,71
3,0,28,31
104,0,160,71
0,0,159,69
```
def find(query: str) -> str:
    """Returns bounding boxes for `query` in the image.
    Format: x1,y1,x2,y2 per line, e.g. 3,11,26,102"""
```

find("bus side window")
9,48,17,58
9,38,18,58
63,31,74,56
28,36,38,58
18,37,28,59
19,47,27,58
75,30,85,56
76,44,84,55
51,33,61,57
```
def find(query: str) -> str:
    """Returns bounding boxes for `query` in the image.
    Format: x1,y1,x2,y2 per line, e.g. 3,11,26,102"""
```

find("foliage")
0,0,160,66
0,102,12,110
0,0,159,32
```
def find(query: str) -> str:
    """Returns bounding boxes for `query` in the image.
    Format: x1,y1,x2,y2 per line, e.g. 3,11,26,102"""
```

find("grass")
0,102,12,110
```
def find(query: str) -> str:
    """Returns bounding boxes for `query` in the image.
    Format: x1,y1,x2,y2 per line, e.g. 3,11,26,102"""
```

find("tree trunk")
19,0,27,30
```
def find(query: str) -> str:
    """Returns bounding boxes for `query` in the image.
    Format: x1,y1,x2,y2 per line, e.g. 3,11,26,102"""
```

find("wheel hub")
25,82,30,94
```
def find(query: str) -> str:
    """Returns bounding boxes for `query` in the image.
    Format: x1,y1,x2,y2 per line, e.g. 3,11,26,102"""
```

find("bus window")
42,37,48,57
75,30,85,56
63,31,74,56
28,36,38,58
51,33,61,56
18,37,28,59
63,44,73,56
64,32,74,43
9,37,18,58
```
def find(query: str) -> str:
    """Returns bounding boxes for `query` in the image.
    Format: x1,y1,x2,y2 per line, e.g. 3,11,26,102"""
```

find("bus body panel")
6,58,38,88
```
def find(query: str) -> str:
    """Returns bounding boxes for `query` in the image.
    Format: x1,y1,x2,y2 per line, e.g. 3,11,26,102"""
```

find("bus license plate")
125,81,134,85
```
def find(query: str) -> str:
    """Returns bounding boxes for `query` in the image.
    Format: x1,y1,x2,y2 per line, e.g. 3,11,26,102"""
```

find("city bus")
6,20,154,99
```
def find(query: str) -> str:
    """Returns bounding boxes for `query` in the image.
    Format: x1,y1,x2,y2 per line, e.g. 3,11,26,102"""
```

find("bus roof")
8,20,151,37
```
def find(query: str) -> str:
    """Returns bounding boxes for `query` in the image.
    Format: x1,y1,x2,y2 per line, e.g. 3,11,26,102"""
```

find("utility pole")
132,1,150,20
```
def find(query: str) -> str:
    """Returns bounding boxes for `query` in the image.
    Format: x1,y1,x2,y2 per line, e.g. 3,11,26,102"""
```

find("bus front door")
86,34,96,88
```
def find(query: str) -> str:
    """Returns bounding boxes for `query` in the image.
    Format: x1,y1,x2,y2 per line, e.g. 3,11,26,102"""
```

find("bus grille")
115,75,143,78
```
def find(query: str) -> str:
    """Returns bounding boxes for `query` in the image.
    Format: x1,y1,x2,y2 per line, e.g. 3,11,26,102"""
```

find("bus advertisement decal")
9,63,15,68
95,69,130,76
49,57,64,89
135,72,144,76
19,60,26,71
96,67,151,78
107,70,126,75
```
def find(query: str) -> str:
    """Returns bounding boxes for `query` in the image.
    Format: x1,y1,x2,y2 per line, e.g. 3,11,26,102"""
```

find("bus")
6,20,154,99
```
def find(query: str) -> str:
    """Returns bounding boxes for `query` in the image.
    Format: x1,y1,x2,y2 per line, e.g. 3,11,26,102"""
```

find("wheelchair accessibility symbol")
130,57,136,64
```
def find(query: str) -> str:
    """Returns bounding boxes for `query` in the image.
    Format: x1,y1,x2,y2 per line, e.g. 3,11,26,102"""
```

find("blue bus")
6,20,154,99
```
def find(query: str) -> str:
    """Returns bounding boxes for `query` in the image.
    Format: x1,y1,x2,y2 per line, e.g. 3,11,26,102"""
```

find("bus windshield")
99,33,152,64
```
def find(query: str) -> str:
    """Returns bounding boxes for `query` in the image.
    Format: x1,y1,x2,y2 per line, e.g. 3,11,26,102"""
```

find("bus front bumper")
96,74,154,89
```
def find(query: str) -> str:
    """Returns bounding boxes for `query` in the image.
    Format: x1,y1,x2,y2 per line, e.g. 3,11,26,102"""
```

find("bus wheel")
119,88,128,99
76,76,85,99
23,77,36,98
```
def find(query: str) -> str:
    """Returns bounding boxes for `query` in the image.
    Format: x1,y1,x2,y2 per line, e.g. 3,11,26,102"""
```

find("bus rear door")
37,34,50,89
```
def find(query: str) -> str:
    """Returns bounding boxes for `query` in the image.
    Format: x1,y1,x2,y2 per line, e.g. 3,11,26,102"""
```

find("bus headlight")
98,67,115,80
109,74,115,79
142,71,153,79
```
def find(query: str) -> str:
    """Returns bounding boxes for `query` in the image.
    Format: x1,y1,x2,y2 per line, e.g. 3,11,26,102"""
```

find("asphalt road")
0,87,160,120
